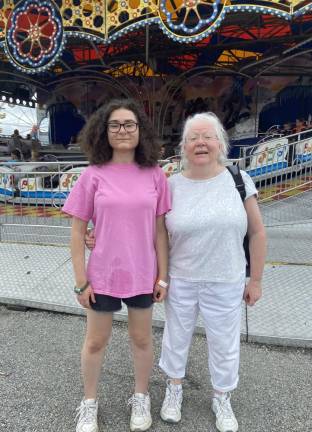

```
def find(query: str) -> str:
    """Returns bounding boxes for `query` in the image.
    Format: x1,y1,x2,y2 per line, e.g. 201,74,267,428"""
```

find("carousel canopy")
0,0,311,104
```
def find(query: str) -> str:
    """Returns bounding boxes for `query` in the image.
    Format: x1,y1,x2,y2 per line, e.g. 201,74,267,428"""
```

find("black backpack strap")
226,165,246,202
227,165,250,277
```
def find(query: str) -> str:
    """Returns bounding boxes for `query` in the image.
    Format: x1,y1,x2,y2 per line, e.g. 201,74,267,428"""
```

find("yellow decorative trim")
0,0,309,43
59,0,158,36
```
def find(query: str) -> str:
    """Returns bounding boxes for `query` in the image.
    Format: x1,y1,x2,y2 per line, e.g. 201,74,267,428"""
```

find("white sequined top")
166,169,257,283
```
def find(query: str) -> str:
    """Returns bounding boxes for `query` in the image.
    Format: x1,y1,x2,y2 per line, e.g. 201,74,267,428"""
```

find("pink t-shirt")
62,163,171,297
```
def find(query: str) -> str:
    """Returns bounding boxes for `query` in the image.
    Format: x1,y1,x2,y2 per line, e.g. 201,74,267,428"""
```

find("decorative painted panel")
0,0,311,73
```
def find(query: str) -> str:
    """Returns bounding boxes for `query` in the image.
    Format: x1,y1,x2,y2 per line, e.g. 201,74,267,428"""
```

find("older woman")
159,112,266,432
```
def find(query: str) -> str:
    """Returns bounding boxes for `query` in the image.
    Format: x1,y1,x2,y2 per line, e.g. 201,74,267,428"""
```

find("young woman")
62,98,171,432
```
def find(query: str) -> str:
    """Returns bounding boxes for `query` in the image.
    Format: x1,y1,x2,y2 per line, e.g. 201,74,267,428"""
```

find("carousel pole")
145,23,153,122
254,80,259,138
145,23,149,66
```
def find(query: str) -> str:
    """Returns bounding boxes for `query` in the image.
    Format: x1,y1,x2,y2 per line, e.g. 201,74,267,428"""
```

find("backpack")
226,165,250,277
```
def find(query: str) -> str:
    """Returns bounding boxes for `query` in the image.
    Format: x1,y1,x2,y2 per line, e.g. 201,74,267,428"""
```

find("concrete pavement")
0,306,311,432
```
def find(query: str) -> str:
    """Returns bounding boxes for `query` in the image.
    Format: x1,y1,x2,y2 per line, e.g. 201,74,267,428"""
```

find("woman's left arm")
244,196,267,306
154,214,169,303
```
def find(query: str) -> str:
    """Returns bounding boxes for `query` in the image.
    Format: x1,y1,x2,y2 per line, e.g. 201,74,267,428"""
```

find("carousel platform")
0,220,311,348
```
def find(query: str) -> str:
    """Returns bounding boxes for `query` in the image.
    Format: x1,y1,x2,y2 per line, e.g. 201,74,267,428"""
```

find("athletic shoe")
128,393,152,431
75,399,98,432
160,380,183,423
212,392,238,432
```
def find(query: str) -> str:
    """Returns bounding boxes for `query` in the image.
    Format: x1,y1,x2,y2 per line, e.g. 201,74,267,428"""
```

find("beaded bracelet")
157,279,168,289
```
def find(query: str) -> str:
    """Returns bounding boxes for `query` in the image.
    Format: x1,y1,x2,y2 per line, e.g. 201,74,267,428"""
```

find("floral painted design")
6,0,63,72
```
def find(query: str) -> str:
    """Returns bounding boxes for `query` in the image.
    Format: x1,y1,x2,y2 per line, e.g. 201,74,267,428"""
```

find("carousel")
0,0,312,203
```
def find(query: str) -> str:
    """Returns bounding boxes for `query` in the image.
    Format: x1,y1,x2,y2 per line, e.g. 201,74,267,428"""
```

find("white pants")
159,277,245,392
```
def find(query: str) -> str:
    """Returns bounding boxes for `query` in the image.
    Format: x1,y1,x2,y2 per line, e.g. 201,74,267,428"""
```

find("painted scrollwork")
159,0,224,38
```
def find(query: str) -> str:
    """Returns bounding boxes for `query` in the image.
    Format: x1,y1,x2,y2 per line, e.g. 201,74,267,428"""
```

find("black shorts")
90,293,153,313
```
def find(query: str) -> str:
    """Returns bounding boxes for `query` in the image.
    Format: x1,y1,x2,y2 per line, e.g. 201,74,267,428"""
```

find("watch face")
74,281,89,294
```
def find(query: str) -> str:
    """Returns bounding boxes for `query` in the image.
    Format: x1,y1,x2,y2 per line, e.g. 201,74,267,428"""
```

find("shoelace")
218,395,234,420
128,395,148,417
165,384,182,410
75,402,97,424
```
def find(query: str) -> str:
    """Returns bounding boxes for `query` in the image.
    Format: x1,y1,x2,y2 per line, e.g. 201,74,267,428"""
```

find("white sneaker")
212,393,238,432
128,393,152,431
160,380,183,423
75,399,99,432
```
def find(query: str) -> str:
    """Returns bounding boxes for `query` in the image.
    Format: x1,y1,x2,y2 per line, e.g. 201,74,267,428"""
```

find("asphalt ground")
0,306,311,432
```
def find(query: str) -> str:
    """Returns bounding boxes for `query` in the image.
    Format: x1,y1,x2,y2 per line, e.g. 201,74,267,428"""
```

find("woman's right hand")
85,229,96,250
76,284,96,309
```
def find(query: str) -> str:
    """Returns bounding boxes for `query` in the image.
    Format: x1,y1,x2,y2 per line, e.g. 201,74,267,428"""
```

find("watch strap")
74,281,90,295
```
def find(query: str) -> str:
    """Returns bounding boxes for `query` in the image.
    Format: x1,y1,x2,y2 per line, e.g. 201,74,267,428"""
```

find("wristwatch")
157,279,168,289
74,281,90,295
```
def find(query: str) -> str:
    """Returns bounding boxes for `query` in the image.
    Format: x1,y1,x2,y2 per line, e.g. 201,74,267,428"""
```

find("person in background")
30,124,39,141
70,135,77,144
293,118,306,134
159,145,166,159
282,122,292,136
6,149,23,194
9,149,23,163
9,129,23,153
9,129,32,160
62,98,171,432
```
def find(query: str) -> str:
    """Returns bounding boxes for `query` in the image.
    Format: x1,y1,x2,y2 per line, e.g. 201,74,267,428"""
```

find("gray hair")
179,112,229,166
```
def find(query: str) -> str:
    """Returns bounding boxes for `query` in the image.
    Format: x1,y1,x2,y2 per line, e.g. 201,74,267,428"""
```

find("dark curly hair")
78,98,161,166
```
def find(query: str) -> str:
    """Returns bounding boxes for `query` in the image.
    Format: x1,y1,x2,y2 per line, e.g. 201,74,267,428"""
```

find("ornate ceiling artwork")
0,1,311,94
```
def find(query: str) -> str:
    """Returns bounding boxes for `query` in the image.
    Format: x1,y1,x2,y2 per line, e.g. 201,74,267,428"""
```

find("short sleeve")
62,168,96,221
155,167,171,216
241,170,258,200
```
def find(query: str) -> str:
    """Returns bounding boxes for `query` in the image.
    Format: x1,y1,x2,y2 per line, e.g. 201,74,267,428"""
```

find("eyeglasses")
186,134,219,144
107,122,138,133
